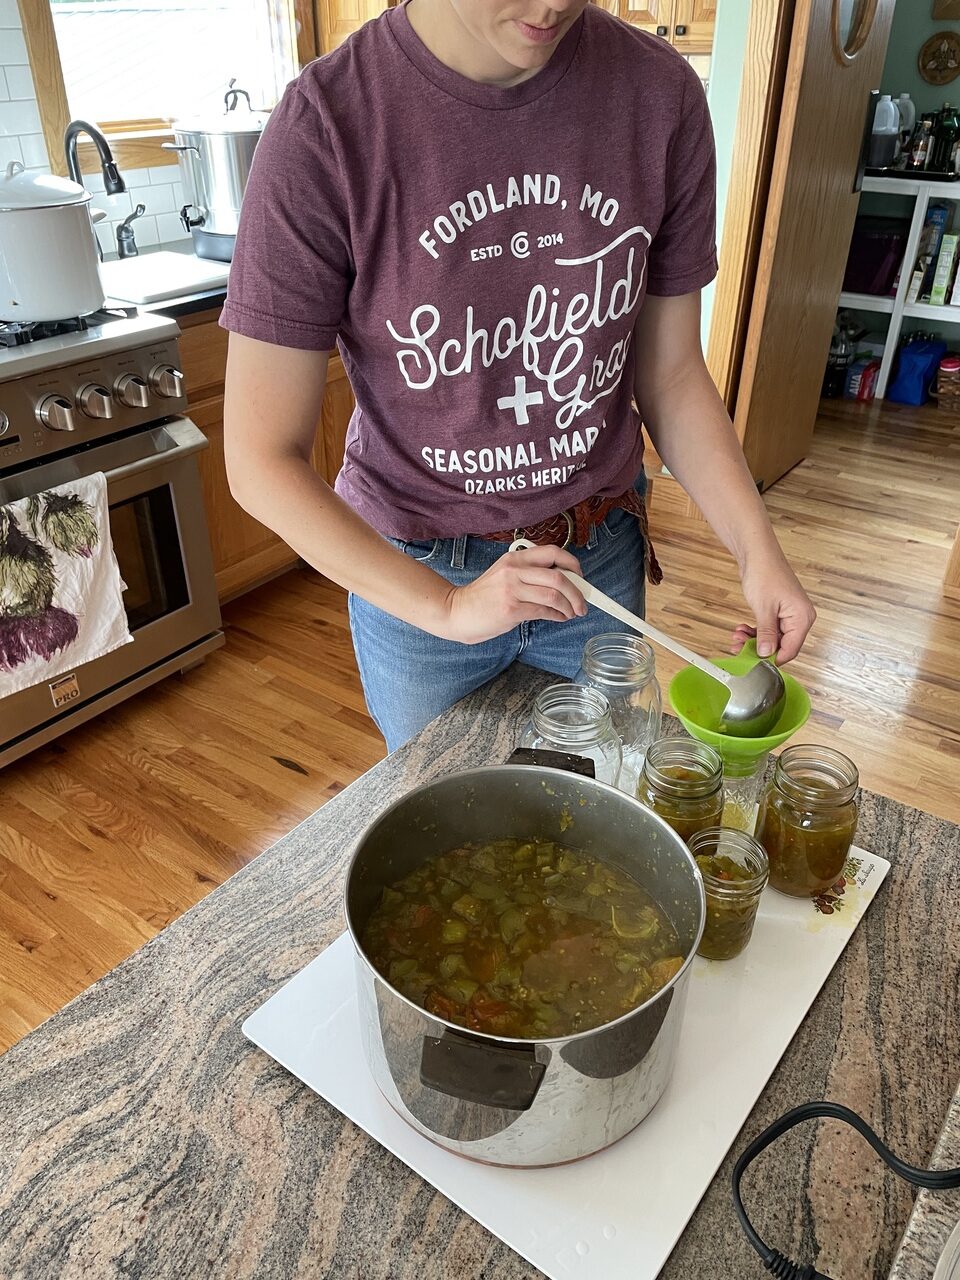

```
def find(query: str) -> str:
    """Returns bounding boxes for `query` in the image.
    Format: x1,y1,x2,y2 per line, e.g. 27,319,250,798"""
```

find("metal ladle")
510,538,786,737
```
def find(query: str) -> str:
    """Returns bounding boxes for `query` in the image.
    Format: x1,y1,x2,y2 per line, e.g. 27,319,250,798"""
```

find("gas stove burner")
0,305,138,348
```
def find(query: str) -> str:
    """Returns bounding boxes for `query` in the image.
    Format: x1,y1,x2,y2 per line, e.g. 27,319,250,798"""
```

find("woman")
222,0,815,751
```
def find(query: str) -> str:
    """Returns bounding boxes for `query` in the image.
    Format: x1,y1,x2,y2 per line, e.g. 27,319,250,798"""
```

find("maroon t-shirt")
221,3,717,539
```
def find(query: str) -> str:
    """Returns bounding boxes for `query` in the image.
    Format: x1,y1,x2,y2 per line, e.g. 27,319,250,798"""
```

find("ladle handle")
510,538,735,690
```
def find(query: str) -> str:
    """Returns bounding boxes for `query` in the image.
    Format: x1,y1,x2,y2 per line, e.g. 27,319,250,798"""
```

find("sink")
100,251,229,304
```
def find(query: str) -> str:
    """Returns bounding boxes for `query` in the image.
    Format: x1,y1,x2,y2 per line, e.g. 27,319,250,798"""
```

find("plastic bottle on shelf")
897,93,916,156
868,94,900,169
822,321,854,399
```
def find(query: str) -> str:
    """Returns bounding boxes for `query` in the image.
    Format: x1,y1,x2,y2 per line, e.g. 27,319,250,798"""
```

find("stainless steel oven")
0,313,223,767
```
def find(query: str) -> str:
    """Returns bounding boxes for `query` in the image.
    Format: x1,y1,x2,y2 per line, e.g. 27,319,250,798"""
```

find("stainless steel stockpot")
345,764,706,1168
164,88,268,262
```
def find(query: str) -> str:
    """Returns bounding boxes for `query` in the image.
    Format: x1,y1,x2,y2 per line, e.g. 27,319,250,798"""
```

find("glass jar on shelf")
689,827,769,961
575,633,662,796
520,684,622,787
637,736,724,844
756,745,859,897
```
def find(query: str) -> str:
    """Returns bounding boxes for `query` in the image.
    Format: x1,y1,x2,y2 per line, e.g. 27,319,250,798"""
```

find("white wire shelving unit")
838,175,960,397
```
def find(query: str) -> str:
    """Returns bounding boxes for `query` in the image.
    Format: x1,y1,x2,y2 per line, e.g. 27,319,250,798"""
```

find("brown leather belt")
478,488,663,585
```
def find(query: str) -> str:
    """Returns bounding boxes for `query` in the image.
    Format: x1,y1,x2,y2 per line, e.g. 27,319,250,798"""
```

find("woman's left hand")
731,554,817,664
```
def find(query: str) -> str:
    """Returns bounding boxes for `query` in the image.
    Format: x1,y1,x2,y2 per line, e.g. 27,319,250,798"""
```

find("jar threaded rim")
581,633,656,688
773,744,859,809
689,826,769,896
532,683,616,747
642,735,723,798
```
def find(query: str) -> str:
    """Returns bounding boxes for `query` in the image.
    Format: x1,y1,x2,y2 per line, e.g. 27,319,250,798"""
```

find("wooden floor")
1,397,958,1053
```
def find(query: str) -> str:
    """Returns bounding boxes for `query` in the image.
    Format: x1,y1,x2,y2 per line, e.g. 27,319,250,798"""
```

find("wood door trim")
705,0,795,413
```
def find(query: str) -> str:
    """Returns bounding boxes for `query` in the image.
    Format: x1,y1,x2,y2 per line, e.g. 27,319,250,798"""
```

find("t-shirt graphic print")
221,2,718,540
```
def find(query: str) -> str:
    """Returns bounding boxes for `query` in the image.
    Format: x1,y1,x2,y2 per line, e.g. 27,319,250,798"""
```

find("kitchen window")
49,0,299,128
19,0,314,178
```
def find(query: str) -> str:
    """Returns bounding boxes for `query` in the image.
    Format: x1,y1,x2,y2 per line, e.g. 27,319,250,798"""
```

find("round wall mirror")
834,0,879,63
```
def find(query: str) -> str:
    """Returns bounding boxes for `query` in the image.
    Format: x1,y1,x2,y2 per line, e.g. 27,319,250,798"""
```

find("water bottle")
868,94,900,168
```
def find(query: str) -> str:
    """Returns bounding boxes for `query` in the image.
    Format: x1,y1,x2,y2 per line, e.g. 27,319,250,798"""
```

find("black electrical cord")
733,1101,960,1279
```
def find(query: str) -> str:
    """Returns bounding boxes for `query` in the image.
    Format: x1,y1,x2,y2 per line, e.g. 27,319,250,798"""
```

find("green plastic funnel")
669,639,811,769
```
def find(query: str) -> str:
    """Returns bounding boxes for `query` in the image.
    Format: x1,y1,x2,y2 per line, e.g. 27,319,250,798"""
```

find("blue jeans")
349,500,648,752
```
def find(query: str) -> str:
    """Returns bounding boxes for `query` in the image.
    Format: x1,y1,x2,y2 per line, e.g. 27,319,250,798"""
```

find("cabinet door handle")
656,23,668,34
675,23,687,35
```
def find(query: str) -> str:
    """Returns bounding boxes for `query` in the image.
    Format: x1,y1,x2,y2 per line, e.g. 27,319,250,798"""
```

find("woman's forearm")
230,452,460,631
643,364,788,574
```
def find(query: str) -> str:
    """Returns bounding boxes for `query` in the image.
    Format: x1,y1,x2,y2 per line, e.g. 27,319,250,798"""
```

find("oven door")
1,417,223,763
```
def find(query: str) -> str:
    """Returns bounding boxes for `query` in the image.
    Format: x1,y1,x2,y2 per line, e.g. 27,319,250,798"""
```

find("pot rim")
344,763,706,1049
0,193,92,214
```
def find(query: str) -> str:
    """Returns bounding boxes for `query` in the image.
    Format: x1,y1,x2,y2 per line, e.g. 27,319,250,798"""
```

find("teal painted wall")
702,0,751,347
881,1,960,116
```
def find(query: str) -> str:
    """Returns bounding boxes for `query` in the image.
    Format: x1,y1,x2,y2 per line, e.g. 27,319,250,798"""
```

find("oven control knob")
149,364,185,399
114,373,151,408
37,395,76,432
77,383,114,419
0,411,9,437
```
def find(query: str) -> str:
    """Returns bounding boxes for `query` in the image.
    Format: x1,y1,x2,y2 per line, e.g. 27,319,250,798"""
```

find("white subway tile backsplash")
0,0,23,27
156,210,190,243
0,26,27,62
137,182,177,213
0,96,41,135
4,62,34,100
84,171,106,192
18,132,47,168
0,69,8,102
130,215,160,249
148,164,180,186
89,189,133,217
0,133,21,166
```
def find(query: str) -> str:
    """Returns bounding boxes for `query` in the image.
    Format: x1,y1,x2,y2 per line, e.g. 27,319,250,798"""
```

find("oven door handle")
101,416,209,484
0,418,210,507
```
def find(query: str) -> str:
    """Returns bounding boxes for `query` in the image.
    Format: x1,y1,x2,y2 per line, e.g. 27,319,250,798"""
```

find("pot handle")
420,1029,546,1111
506,746,596,778
161,142,201,156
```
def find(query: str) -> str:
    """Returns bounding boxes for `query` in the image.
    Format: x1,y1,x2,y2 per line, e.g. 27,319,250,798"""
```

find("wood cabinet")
592,0,714,54
175,306,354,602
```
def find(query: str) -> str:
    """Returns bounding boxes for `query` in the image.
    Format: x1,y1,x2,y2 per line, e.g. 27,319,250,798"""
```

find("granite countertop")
891,1084,960,1278
1,665,959,1279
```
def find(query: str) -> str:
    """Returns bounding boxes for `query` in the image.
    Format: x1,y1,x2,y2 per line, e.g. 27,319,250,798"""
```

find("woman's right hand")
439,544,588,644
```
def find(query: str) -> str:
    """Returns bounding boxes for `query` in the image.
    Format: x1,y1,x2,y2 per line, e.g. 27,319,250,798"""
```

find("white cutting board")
100,251,229,304
244,847,889,1280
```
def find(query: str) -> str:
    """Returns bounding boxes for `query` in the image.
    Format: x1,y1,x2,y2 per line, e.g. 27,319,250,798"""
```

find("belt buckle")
512,509,575,550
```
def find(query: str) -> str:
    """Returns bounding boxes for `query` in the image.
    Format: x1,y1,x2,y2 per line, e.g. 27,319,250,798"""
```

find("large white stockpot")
0,162,104,324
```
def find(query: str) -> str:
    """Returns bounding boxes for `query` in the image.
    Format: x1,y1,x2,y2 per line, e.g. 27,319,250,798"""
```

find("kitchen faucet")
64,119,125,194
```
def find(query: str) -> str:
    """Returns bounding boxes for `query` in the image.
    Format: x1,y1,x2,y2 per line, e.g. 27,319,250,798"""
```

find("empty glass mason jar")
520,684,622,786
689,827,769,961
638,737,724,843
575,633,662,796
756,745,859,897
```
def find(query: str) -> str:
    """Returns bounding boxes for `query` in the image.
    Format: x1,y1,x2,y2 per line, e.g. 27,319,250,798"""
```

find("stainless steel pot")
164,86,268,262
345,763,706,1168
0,161,104,323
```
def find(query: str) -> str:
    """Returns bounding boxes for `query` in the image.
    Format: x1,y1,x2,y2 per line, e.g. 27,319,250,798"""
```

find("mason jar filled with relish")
689,827,769,961
638,737,724,843
756,745,859,897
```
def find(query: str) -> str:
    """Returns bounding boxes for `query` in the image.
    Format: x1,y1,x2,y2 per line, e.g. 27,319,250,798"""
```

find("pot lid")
172,101,269,135
1,160,91,211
